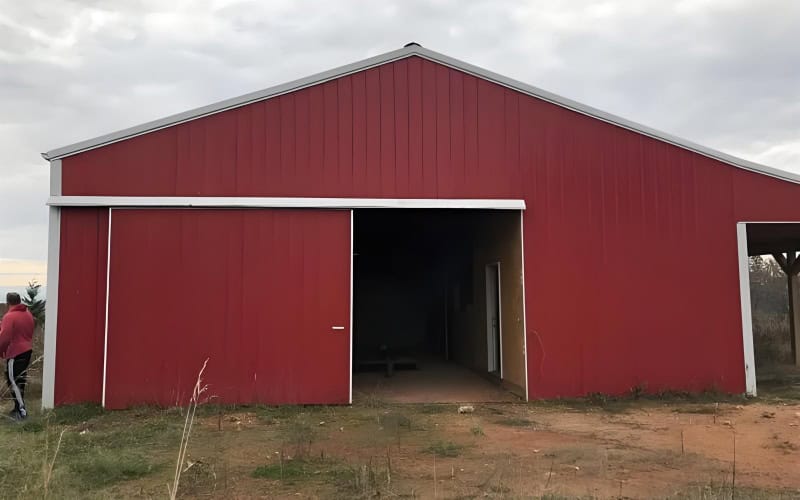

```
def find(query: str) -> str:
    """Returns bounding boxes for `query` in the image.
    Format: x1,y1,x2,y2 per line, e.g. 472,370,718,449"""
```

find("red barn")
41,44,800,409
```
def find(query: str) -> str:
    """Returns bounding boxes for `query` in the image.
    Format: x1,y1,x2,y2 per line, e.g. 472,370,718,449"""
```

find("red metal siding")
59,56,800,399
55,208,108,405
103,209,351,409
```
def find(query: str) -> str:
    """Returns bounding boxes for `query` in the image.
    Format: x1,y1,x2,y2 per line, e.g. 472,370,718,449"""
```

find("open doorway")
738,223,800,397
351,209,526,403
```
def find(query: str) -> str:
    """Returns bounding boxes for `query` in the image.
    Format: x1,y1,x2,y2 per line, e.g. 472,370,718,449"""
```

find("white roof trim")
47,196,526,210
42,45,800,185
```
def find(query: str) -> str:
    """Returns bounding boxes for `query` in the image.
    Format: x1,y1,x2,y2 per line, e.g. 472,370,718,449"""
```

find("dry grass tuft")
167,358,209,500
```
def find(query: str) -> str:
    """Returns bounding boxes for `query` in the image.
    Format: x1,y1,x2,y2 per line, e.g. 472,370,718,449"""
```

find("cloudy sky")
1,0,799,292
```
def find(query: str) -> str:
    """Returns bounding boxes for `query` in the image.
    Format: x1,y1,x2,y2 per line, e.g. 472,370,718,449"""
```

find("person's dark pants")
5,350,31,418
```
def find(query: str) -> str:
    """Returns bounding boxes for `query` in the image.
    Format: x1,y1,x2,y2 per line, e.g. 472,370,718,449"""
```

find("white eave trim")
47,196,526,210
41,45,800,186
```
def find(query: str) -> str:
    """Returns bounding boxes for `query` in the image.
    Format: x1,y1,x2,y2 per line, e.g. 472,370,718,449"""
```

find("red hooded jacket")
0,304,35,360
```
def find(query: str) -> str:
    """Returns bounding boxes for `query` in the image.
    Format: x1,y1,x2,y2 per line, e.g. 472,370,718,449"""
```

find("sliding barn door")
104,209,351,409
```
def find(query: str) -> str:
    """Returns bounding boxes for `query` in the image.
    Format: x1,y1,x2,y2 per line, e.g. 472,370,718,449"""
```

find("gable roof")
42,44,800,185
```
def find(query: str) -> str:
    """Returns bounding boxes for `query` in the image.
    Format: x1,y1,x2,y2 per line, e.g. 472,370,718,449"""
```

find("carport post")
772,251,800,366
793,274,800,365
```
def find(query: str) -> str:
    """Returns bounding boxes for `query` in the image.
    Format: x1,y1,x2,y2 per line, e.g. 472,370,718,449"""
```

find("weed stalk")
386,446,392,486
43,428,65,498
545,457,554,489
732,430,736,500
168,358,209,500
681,429,685,455
433,454,437,498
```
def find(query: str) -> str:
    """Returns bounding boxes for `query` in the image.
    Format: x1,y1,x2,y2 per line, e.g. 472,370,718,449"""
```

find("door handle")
331,326,345,331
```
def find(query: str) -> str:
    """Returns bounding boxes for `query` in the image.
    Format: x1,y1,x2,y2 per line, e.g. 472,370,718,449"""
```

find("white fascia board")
47,196,526,210
42,45,800,186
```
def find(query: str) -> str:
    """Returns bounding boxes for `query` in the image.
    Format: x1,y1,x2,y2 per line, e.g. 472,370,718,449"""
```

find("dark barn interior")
351,209,526,402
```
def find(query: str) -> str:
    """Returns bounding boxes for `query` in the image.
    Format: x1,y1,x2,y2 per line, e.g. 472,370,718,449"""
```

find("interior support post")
790,265,800,366
774,252,800,366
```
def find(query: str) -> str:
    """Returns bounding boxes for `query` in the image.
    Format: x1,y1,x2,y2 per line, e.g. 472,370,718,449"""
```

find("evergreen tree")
22,280,46,326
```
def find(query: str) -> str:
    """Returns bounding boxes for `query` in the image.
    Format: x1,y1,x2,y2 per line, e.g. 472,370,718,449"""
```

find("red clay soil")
171,400,800,498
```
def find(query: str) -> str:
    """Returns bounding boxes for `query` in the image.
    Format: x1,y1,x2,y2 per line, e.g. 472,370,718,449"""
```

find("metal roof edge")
42,45,800,186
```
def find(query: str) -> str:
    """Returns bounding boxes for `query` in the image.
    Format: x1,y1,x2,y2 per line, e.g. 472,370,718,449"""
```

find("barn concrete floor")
352,358,520,403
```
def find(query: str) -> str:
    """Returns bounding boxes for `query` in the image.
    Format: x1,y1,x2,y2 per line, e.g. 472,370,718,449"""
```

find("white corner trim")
47,196,527,210
42,207,61,409
736,223,757,396
101,208,112,408
520,210,529,402
50,159,62,196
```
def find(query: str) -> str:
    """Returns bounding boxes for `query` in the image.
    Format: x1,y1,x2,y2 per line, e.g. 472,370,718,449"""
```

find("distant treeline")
749,255,792,365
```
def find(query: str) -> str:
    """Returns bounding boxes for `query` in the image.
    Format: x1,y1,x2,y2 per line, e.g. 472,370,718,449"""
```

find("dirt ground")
3,393,799,499
188,400,800,499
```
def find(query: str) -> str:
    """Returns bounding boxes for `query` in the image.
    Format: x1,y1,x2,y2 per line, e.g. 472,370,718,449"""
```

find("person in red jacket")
0,292,35,421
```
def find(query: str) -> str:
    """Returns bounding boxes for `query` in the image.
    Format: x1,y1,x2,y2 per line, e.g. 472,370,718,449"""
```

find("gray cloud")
0,0,798,269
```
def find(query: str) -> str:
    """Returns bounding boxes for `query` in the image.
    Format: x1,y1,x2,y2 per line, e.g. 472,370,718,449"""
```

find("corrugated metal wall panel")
54,208,108,405
59,56,800,399
102,209,351,409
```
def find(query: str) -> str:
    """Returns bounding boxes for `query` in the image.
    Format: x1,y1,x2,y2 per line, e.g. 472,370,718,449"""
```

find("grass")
671,484,796,499
757,377,800,401
0,401,181,498
417,403,455,414
46,403,105,425
422,440,465,457
0,423,163,497
530,388,756,416
14,420,45,433
252,457,347,482
1,389,798,498
672,405,721,415
378,412,411,429
254,404,306,422
60,415,179,454
252,457,382,497
68,452,159,490
495,417,536,427
282,418,320,457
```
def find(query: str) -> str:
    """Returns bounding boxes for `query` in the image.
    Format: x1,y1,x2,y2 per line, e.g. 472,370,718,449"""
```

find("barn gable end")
43,45,800,407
